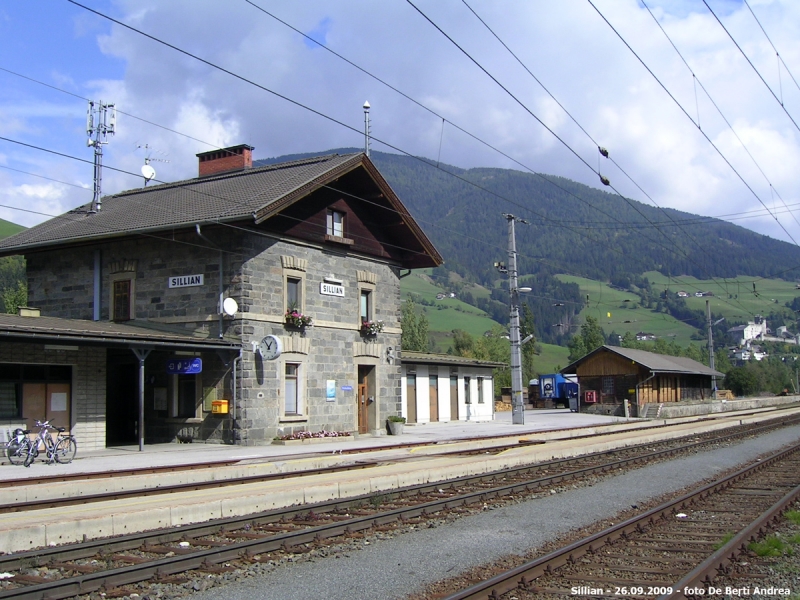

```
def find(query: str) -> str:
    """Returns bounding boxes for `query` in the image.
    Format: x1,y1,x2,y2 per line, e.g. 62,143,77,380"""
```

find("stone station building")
0,147,442,449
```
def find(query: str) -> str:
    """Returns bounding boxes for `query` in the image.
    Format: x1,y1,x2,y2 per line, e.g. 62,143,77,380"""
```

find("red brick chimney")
196,144,254,177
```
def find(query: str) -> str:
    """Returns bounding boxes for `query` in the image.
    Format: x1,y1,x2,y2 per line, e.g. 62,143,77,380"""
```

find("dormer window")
327,210,344,237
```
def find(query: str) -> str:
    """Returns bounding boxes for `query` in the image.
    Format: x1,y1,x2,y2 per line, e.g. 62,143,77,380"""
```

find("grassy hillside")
0,218,24,240
400,273,498,346
644,271,799,324
556,275,700,346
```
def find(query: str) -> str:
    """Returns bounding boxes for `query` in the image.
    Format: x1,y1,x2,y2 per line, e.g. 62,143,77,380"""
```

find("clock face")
259,335,282,360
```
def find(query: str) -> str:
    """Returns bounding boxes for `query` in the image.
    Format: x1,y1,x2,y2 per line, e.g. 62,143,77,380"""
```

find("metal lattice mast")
86,100,116,213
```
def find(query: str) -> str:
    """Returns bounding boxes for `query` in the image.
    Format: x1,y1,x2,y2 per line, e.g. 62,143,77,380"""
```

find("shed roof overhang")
0,314,240,353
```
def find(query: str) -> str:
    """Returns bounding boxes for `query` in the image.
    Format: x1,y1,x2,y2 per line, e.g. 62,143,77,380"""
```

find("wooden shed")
561,345,723,417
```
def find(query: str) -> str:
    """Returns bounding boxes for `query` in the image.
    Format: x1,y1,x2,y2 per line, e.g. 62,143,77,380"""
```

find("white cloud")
3,0,800,245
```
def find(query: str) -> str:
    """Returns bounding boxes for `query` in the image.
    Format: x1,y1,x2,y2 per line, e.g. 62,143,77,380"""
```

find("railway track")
1,417,799,599
441,443,800,600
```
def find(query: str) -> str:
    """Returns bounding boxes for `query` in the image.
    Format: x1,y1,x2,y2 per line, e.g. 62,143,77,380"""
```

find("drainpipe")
635,373,657,418
232,348,242,444
93,249,101,321
195,224,224,339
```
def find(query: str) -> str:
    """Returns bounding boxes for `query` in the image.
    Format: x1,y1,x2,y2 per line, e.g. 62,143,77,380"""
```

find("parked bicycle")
5,428,35,466
21,420,77,467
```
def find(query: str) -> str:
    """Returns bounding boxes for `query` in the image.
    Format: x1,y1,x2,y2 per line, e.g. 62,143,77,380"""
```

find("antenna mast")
87,100,116,212
363,101,371,157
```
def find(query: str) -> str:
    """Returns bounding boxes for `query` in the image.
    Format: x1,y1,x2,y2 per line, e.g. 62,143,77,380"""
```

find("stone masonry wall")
234,235,402,444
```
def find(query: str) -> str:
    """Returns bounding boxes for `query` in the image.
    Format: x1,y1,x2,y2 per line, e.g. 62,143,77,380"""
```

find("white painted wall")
401,363,495,423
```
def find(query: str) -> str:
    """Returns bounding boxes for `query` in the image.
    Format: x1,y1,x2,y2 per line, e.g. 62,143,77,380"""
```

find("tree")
401,297,430,351
724,366,759,397
568,315,605,362
520,304,537,385
2,281,26,314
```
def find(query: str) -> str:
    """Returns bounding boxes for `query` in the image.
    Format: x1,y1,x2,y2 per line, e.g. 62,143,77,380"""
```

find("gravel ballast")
183,425,800,600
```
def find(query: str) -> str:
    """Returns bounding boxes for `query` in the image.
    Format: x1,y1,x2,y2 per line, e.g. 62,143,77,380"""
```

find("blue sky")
1,0,800,249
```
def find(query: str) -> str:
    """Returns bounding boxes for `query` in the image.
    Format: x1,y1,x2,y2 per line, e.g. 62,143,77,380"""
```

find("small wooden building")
561,345,723,417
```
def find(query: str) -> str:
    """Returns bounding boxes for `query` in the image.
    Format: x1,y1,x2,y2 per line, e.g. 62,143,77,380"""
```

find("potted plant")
285,303,313,329
387,414,405,435
361,319,384,336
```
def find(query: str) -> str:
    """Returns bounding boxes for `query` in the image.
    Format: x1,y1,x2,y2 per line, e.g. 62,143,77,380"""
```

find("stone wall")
235,236,402,444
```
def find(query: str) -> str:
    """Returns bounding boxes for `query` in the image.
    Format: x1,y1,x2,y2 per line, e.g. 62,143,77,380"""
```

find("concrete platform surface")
1,409,629,480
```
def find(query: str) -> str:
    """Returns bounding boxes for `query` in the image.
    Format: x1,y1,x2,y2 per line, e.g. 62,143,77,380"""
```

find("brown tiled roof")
561,345,724,377
0,313,238,350
0,152,430,251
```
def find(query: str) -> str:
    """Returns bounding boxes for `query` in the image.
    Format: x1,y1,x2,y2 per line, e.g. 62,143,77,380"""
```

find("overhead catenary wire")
405,0,777,318
640,0,800,233
9,2,793,323
703,0,800,133
585,0,799,248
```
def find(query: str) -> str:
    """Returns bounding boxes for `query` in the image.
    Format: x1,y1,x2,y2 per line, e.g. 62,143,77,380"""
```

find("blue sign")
341,385,353,391
167,357,203,374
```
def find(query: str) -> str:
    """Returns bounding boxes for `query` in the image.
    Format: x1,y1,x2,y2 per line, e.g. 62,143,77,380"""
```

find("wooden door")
429,375,439,422
406,374,417,424
357,382,368,434
22,383,45,427
450,375,458,421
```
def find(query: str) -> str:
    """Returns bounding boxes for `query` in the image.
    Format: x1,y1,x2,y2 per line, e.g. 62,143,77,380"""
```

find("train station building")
0,147,442,450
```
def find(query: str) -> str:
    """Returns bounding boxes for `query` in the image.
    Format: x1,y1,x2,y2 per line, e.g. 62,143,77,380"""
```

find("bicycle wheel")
5,439,26,466
54,437,76,464
23,442,37,467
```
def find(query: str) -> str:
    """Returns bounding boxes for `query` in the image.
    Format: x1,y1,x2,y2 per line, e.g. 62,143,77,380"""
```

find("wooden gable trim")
252,154,443,268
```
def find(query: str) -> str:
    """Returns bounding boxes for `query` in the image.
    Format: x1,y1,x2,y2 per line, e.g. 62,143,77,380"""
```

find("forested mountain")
260,149,800,285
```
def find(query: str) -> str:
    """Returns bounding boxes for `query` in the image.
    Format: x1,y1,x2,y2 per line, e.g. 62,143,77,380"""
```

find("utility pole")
706,299,723,398
504,213,530,424
86,100,116,213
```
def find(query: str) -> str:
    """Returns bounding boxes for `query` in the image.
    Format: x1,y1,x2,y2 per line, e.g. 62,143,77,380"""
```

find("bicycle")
5,428,35,466
23,420,77,467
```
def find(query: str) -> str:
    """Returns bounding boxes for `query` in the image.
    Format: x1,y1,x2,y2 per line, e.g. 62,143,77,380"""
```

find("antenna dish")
222,297,238,316
141,164,156,181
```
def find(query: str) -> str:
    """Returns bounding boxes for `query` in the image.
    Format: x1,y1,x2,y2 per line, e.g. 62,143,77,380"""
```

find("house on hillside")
561,345,722,417
0,145,442,449
727,315,767,346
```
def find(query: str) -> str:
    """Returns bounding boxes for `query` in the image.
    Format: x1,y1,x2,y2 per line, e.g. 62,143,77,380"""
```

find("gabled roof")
561,345,723,377
0,152,442,268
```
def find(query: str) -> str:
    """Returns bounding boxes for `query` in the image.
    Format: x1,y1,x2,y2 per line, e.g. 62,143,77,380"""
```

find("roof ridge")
114,153,354,198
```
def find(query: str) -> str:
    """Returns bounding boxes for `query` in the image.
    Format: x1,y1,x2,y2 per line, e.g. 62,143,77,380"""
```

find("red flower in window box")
360,319,384,335
285,309,313,329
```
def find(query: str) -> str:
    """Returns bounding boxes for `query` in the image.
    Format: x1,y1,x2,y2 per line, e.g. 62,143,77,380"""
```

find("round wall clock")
258,335,282,360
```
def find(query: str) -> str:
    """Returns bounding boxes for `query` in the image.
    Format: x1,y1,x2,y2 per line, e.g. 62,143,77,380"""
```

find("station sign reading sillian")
168,274,204,288
320,282,345,297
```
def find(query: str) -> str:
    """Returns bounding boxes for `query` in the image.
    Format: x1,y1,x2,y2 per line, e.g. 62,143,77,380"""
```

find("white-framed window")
360,289,372,322
283,361,305,417
464,376,471,404
326,209,345,238
477,377,484,403
286,275,303,312
109,273,135,322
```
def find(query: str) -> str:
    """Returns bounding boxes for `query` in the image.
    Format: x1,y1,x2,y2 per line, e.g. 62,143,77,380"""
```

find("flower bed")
272,430,354,446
